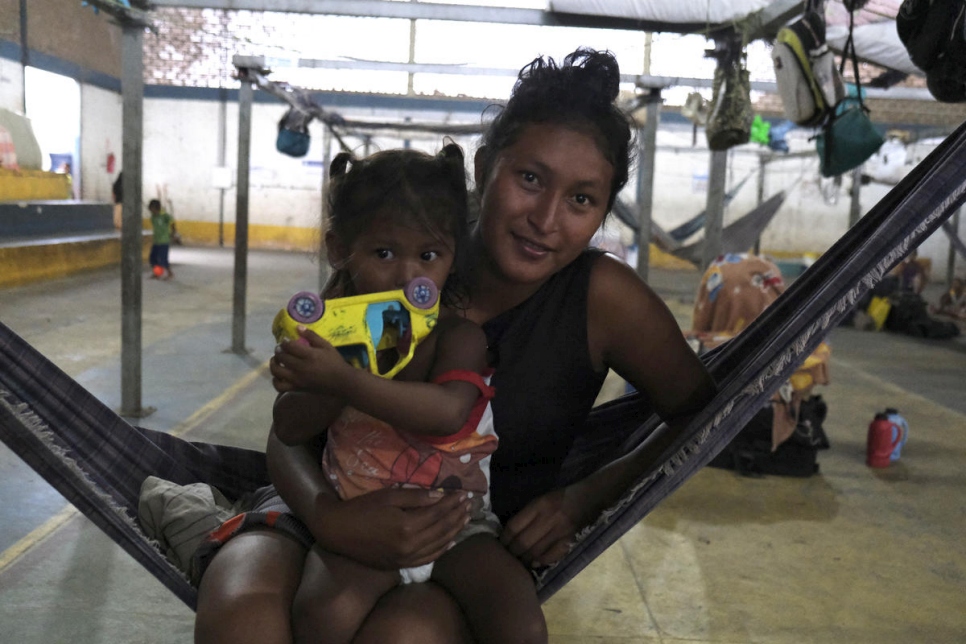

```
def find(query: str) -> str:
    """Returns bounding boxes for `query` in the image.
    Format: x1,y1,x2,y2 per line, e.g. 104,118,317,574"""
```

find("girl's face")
328,213,456,296
474,122,613,289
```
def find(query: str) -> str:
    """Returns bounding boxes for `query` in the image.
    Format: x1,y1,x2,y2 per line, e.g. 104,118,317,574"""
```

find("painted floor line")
0,359,271,574
832,355,966,421
0,505,78,574
169,360,271,438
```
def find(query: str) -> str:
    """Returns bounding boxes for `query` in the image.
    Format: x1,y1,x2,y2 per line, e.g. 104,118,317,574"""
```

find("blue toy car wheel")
404,277,438,310
287,291,324,323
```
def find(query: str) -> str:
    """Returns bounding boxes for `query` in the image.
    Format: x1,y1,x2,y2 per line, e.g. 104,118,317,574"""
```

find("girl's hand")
270,328,348,394
318,487,474,569
501,486,594,569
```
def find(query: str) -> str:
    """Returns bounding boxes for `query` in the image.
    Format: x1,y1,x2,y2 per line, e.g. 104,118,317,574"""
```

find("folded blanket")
137,476,247,583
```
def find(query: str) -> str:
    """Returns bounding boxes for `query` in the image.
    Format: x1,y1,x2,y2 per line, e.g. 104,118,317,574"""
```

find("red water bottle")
867,412,902,468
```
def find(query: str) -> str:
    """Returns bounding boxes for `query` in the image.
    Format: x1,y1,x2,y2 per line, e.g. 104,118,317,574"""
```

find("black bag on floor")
708,396,827,477
886,290,961,339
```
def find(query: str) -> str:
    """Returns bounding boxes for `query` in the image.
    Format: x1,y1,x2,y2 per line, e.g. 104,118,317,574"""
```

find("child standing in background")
148,198,175,280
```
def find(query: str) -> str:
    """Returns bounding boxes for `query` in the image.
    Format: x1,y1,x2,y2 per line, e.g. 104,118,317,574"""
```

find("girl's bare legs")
291,546,400,644
431,534,547,644
195,529,306,644
353,581,474,644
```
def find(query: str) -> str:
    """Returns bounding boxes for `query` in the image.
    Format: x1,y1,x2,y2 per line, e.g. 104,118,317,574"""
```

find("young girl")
266,144,547,644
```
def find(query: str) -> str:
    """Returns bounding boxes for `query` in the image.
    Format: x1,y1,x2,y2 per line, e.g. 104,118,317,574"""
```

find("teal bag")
276,107,312,158
815,101,884,177
814,8,884,177
276,128,310,158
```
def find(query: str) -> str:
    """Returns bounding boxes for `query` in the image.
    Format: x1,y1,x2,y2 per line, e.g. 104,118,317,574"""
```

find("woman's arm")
266,426,474,569
271,317,488,437
589,255,716,421
502,254,717,567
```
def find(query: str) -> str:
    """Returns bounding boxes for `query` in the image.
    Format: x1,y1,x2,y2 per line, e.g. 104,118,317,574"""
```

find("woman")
195,48,716,644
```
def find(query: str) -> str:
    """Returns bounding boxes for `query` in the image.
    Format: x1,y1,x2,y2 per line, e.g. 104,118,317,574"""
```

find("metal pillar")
849,166,862,228
702,149,727,270
754,153,766,255
634,89,661,282
120,22,150,417
18,0,28,114
319,126,333,290
217,88,228,247
948,208,961,287
231,65,254,355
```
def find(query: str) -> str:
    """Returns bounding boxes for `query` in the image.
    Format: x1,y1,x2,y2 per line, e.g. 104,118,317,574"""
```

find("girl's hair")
477,48,633,212
324,142,469,307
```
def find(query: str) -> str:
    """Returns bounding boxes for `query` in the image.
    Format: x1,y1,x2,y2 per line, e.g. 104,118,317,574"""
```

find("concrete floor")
0,246,964,643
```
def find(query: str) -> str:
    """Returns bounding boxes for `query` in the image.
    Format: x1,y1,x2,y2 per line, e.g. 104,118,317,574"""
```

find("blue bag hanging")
276,107,313,158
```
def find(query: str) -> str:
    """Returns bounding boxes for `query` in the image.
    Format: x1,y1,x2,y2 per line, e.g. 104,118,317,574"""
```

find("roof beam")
149,0,716,33
273,56,640,84
264,56,933,99
739,0,806,40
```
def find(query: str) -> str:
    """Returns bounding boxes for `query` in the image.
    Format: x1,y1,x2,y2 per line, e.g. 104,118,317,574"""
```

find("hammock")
1,118,965,612
611,174,753,244
612,172,754,253
665,171,754,242
671,191,787,266
613,188,785,264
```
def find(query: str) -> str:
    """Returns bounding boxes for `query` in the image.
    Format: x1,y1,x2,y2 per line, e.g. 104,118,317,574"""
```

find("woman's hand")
317,487,474,570
501,486,593,569
267,429,474,570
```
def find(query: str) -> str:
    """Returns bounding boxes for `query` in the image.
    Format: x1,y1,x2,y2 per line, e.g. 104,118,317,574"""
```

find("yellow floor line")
0,359,271,573
0,505,79,574
169,360,271,438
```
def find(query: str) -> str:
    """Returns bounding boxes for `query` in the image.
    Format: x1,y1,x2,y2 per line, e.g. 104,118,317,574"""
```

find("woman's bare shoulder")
587,252,665,311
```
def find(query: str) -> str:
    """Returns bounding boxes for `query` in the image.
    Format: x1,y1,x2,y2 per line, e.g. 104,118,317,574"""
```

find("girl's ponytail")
437,141,468,199
329,152,353,178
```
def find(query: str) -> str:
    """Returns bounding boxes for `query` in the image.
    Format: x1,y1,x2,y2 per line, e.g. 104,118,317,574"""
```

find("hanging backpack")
897,0,966,102
705,55,754,151
772,7,846,127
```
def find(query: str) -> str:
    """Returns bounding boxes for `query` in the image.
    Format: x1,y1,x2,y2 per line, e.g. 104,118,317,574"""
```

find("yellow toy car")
272,277,440,379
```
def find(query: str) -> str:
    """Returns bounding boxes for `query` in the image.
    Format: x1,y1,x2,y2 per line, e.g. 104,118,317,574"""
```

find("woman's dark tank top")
482,249,609,523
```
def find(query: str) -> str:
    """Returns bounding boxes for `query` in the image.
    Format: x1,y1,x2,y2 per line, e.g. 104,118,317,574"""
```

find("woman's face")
475,122,614,289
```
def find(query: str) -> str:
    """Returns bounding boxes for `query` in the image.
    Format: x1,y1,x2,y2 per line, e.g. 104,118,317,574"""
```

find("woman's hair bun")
563,48,621,106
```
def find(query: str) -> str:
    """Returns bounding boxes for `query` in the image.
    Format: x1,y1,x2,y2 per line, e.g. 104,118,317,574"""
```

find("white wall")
623,126,856,254
0,58,24,113
143,97,332,227
141,96,480,229
619,124,958,275
80,83,122,202
134,94,958,275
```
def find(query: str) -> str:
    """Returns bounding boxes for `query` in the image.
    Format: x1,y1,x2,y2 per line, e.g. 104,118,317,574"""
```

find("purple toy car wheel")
404,277,438,310
287,291,324,323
